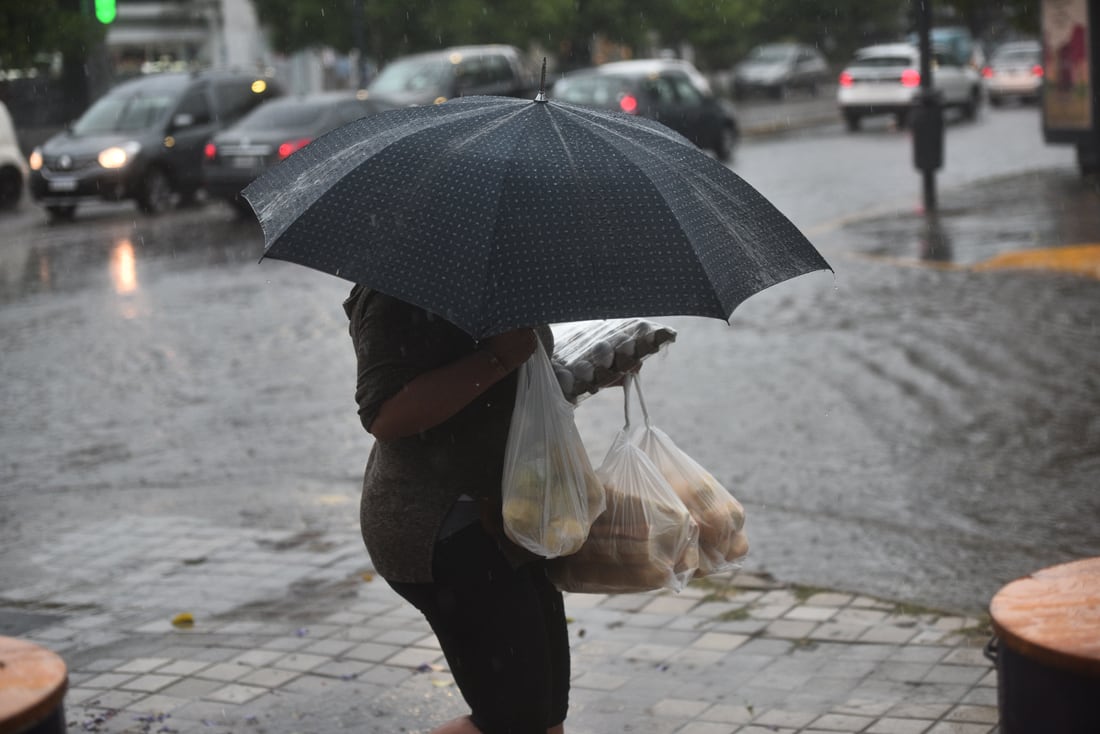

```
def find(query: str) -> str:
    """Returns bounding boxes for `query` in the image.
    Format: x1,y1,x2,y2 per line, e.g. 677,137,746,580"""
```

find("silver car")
837,43,983,131
733,42,829,99
985,41,1042,106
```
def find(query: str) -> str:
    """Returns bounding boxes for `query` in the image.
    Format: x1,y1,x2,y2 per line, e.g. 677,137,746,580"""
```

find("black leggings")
387,523,570,734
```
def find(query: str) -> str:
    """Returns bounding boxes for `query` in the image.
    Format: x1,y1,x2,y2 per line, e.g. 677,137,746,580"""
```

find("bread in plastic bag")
631,377,748,577
549,376,699,593
550,319,676,401
501,341,606,558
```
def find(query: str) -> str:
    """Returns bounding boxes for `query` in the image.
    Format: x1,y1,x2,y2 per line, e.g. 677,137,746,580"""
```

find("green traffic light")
94,0,116,24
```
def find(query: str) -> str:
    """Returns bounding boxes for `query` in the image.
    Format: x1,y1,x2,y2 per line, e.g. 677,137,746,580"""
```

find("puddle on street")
842,170,1100,268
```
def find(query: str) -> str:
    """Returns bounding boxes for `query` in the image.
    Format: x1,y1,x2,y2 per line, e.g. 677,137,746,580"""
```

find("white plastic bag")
549,375,699,593
550,319,676,402
501,341,606,558
631,375,748,577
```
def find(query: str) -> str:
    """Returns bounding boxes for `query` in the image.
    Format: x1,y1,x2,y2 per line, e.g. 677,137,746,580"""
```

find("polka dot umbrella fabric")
243,95,831,338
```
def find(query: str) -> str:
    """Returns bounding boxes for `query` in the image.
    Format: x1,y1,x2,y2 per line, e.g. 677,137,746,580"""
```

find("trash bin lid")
0,636,68,734
990,557,1100,677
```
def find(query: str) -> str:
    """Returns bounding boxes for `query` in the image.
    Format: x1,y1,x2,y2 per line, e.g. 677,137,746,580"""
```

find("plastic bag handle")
618,372,654,430
632,372,653,428
621,372,634,428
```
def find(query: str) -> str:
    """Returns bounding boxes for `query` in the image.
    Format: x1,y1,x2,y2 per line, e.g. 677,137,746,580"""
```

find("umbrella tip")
535,58,548,102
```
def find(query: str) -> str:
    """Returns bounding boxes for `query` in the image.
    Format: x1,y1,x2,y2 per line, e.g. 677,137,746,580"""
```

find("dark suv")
28,70,283,220
362,45,538,111
551,59,740,162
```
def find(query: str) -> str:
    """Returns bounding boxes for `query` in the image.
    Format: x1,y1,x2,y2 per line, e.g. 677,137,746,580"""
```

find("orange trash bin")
0,636,68,734
988,557,1100,733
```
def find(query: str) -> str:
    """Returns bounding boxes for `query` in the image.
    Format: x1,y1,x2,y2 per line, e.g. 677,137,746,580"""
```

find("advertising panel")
1042,0,1093,132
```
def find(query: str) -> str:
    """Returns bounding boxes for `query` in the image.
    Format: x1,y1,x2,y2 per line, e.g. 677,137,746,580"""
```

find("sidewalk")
5,516,998,734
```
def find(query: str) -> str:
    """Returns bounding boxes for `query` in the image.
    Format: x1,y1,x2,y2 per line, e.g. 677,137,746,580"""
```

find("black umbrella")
243,91,830,338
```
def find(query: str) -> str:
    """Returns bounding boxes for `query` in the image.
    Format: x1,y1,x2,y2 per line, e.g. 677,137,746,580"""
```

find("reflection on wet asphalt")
843,170,1100,266
1,168,1098,615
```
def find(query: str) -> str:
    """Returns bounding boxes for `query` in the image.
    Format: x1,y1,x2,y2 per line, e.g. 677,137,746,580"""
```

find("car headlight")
98,141,142,169
29,148,43,171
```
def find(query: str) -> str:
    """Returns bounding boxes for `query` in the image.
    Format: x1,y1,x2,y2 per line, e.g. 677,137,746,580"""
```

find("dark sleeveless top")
344,286,554,582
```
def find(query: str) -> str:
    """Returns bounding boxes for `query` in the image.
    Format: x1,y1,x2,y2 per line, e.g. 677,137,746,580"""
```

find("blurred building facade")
107,0,266,77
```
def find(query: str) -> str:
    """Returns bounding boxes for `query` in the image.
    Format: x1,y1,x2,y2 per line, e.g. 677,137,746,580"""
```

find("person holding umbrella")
344,285,573,734
244,77,830,733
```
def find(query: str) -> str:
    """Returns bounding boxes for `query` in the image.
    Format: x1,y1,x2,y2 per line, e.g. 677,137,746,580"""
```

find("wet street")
2,105,1098,616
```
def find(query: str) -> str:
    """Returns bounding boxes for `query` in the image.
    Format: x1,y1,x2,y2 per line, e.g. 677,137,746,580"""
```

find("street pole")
911,0,943,213
352,0,366,89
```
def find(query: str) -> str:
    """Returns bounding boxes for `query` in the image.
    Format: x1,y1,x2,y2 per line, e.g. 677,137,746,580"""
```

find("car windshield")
72,91,176,134
850,55,913,68
368,57,452,95
234,101,332,131
749,45,796,63
553,75,634,106
993,49,1039,64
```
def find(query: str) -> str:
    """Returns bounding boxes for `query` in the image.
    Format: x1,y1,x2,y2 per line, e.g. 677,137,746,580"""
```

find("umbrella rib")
554,104,828,314
552,104,729,313
250,101,526,244
474,108,537,336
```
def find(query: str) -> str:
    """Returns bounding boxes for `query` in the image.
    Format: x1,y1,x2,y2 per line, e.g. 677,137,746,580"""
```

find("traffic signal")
94,0,116,24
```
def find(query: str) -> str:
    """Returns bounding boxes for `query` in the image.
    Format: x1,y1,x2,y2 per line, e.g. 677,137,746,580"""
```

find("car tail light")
838,71,853,87
1032,64,1044,77
204,142,217,160
901,69,921,87
278,138,312,160
981,66,993,78
619,94,638,114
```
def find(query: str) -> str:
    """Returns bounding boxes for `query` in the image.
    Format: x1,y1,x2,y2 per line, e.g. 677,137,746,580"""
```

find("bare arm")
368,329,537,441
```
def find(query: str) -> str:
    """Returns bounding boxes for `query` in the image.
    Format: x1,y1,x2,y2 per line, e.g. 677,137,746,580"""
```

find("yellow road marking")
844,244,1100,280
972,244,1100,279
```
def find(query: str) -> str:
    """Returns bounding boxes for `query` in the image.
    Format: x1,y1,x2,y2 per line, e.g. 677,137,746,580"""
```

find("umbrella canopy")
243,94,830,338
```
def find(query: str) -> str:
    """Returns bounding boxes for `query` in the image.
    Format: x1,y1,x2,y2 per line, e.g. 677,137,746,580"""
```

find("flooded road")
1,107,1097,614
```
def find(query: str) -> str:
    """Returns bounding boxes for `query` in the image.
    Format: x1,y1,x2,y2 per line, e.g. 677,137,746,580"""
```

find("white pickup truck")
837,43,984,131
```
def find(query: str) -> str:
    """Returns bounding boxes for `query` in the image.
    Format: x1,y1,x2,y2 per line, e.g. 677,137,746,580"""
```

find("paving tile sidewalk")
3,516,998,734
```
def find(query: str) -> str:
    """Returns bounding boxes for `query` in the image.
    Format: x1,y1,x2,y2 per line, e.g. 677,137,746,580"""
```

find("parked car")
0,101,28,210
203,91,376,215
550,59,740,162
837,43,983,131
733,42,829,99
28,70,283,220
984,40,1043,106
362,45,537,111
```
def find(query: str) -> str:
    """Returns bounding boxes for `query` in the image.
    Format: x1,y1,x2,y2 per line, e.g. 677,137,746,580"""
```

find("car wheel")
961,89,980,120
177,185,202,208
0,166,23,209
137,166,173,215
1077,144,1099,176
843,110,861,132
713,125,737,163
45,205,77,223
990,95,1004,108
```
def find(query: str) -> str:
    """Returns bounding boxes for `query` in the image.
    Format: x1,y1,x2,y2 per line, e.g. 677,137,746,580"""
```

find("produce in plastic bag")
631,377,748,576
502,342,606,558
551,319,676,401
549,376,699,593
